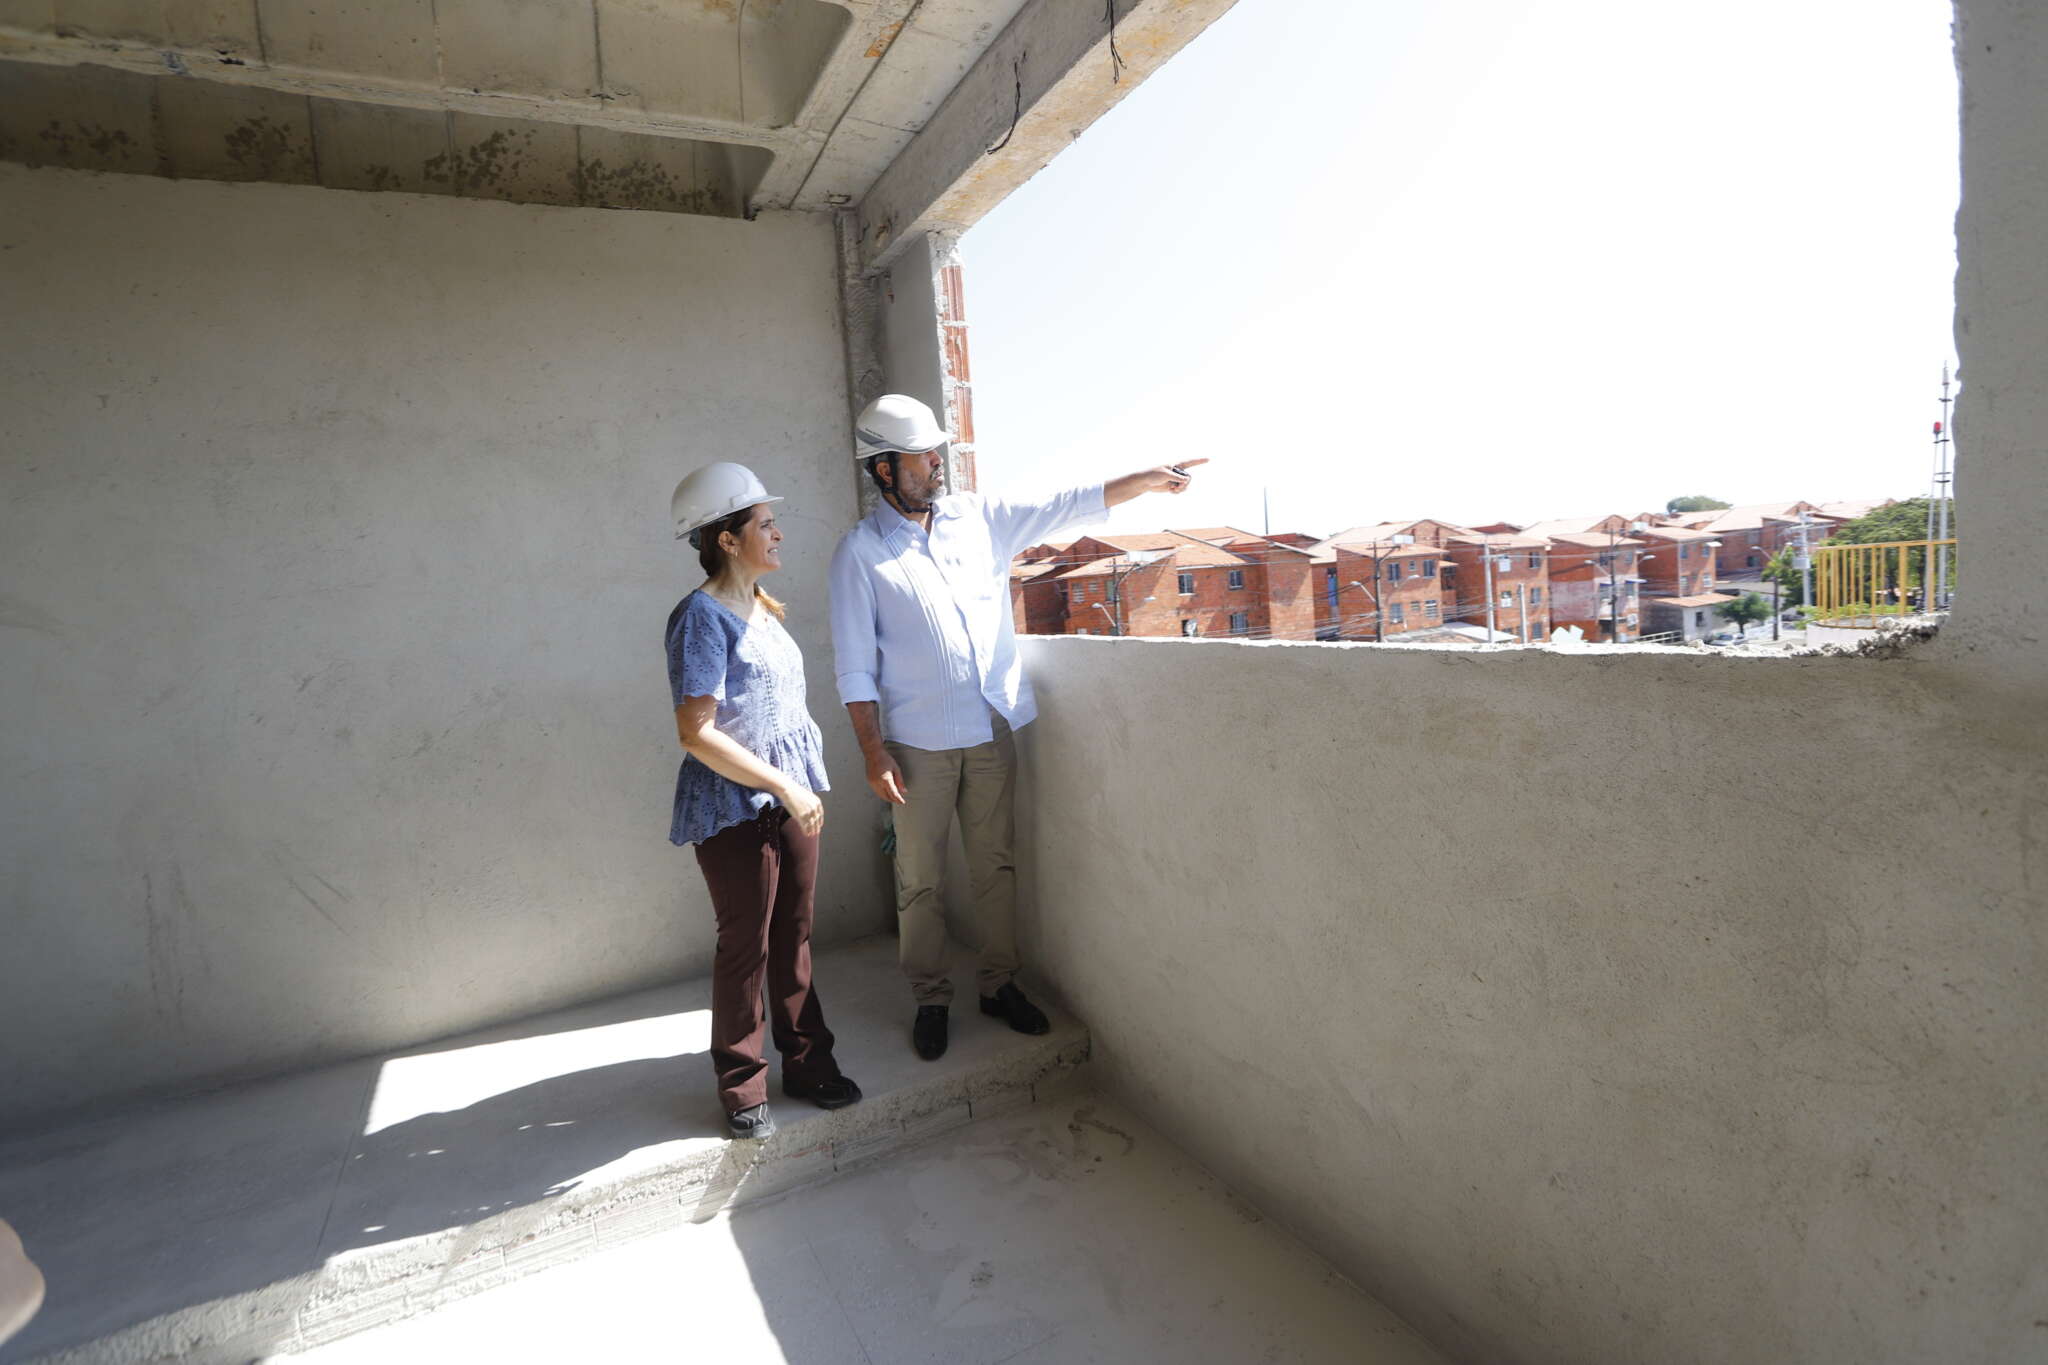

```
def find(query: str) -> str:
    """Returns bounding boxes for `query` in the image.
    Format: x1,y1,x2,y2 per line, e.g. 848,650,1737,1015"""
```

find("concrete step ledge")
4,938,1089,1365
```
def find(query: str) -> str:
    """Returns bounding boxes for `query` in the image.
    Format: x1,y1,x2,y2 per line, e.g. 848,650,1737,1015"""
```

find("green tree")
1717,592,1772,639
1666,495,1733,515
1823,497,1958,607
1828,496,1955,546
1762,546,1806,608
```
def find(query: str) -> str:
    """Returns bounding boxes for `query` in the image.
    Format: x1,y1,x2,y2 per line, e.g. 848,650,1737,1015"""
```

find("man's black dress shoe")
979,982,1050,1035
913,1004,949,1060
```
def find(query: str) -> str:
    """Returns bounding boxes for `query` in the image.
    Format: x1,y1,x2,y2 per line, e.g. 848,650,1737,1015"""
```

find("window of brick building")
1527,551,1540,569
1426,600,1440,619
1388,562,1403,582
1498,590,1512,607
1178,571,1195,595
1391,602,1406,624
1531,587,1543,605
1422,560,1437,578
1182,619,1199,637
1227,569,1245,590
1229,612,1249,634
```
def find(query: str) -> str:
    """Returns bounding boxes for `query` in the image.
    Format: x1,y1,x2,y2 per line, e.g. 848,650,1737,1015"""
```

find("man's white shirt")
829,483,1106,751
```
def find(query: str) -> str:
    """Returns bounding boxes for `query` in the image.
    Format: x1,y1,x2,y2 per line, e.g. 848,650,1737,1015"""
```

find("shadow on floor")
0,1045,721,1362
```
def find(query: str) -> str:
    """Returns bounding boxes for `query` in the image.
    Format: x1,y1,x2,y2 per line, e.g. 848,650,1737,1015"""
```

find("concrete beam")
853,0,1239,273
0,27,793,149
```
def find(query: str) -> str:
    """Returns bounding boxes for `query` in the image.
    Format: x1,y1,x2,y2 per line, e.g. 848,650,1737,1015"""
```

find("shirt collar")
869,494,961,544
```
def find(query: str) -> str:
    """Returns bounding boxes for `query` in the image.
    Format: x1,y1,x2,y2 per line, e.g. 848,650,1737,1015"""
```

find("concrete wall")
0,164,891,1129
1018,637,2043,1365
1010,11,2047,1360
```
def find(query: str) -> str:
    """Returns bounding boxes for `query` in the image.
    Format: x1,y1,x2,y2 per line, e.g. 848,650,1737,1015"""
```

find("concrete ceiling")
0,0,1238,263
0,0,1035,215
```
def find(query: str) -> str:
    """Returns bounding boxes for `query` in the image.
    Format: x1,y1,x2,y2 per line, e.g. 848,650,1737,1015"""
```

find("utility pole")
1373,549,1385,644
1605,532,1626,643
1366,535,1415,643
1933,364,1954,609
1796,509,1814,611
1483,539,1498,640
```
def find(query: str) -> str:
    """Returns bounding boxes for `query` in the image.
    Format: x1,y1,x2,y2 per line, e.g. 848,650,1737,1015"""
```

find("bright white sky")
961,0,1960,537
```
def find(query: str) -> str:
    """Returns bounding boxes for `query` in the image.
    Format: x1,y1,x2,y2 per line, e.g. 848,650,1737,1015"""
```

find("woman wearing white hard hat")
666,461,859,1140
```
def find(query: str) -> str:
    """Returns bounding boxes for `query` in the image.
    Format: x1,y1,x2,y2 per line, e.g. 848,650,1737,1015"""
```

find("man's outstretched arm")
1103,458,1208,508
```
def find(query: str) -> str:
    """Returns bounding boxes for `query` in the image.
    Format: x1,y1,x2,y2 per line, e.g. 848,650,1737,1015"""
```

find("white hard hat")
854,393,948,461
671,462,782,542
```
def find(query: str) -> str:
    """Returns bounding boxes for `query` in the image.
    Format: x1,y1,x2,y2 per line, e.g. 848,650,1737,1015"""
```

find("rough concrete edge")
24,1029,1091,1365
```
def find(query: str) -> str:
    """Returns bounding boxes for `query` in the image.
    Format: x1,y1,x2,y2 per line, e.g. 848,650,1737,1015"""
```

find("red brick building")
1543,531,1650,642
1008,528,1319,640
1631,524,1733,643
1329,540,1449,640
1632,525,1723,597
1175,527,1318,640
1671,501,1833,573
1440,531,1552,642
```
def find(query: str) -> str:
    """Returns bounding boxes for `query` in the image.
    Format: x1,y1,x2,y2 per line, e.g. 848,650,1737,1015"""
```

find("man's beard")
889,460,941,513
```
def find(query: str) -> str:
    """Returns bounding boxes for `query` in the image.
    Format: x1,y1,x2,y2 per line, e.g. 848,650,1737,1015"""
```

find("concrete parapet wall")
1016,633,2044,1363
0,164,889,1129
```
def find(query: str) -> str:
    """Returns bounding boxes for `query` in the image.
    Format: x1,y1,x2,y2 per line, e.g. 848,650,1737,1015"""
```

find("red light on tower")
1933,421,1944,435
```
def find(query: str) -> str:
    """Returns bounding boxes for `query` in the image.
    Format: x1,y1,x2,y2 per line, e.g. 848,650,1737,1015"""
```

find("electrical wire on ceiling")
1105,0,1125,83
986,52,1025,155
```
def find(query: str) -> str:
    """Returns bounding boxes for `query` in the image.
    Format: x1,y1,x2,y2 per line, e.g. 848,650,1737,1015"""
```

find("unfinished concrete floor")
1,935,1441,1363
270,1091,1446,1365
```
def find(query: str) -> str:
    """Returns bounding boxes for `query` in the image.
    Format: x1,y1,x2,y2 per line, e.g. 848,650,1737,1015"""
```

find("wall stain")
577,156,721,214
37,119,136,162
425,128,541,195
222,114,312,179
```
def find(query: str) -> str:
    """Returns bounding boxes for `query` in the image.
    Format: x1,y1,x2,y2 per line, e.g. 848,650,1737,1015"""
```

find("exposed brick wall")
936,241,976,492
1331,547,1452,639
1442,543,1552,642
1547,544,1647,641
1634,532,1722,598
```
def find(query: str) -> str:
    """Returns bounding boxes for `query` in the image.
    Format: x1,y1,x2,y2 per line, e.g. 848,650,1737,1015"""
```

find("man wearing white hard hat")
829,394,1205,1060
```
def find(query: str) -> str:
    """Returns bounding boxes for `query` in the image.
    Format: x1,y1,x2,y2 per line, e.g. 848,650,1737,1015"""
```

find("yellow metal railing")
1811,539,1957,627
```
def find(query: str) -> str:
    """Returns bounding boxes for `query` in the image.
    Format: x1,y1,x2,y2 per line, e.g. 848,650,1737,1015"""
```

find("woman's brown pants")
693,807,838,1114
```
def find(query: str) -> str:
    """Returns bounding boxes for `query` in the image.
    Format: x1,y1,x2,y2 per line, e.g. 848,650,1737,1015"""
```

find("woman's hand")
778,783,825,836
865,750,908,806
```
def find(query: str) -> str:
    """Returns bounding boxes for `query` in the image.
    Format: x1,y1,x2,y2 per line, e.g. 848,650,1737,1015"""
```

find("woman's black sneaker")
727,1102,776,1140
913,1004,949,1060
783,1075,863,1109
979,982,1050,1035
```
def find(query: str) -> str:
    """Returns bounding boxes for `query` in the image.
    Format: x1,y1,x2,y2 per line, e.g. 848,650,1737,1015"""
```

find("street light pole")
1374,550,1385,643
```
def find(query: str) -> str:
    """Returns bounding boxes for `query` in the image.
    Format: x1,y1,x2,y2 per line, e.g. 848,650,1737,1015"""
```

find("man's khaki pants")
885,718,1018,1006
